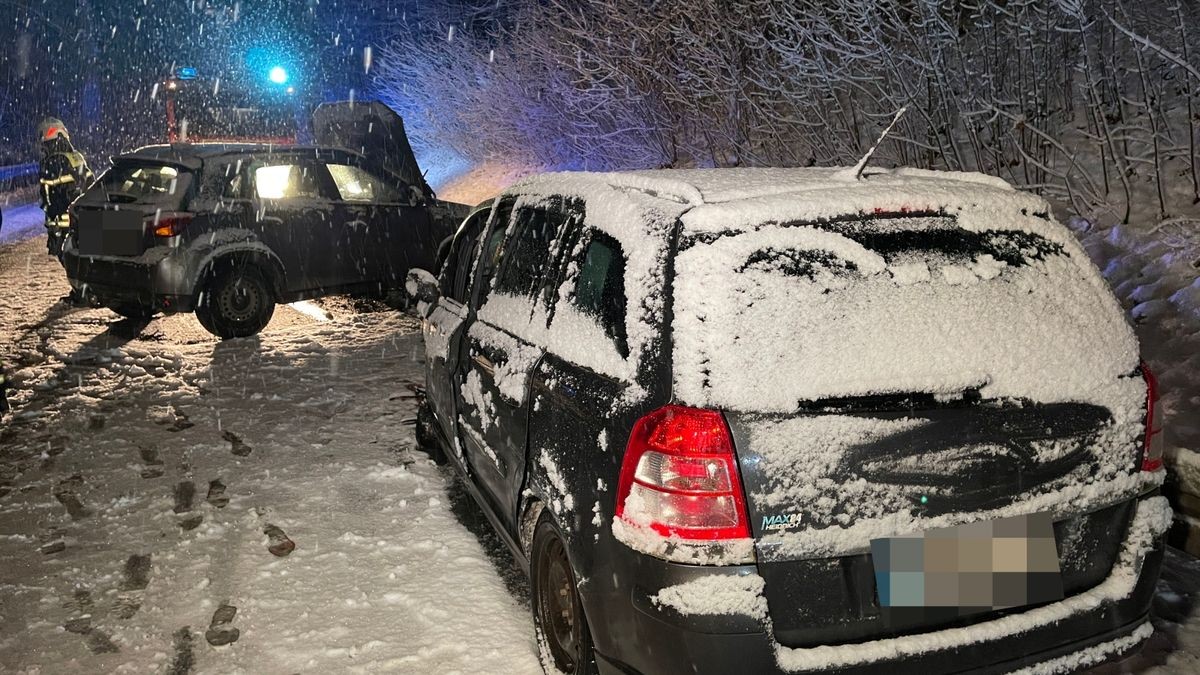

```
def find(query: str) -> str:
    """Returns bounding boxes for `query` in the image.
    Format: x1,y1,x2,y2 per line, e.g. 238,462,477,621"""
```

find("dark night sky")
0,0,401,163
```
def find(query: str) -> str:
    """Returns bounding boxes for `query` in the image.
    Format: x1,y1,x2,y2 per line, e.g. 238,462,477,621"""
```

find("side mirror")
405,268,440,306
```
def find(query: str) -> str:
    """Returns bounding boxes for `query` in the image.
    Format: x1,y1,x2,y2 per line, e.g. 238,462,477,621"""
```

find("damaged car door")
422,201,496,462
457,198,572,528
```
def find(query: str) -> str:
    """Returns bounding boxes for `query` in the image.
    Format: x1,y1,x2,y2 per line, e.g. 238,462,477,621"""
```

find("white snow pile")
772,496,1172,672
651,573,768,620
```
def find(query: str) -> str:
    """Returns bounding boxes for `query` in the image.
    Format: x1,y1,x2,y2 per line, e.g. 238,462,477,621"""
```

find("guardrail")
0,162,38,182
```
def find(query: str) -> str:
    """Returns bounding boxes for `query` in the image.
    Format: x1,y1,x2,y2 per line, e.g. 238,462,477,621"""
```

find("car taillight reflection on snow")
615,405,751,540
1141,361,1165,472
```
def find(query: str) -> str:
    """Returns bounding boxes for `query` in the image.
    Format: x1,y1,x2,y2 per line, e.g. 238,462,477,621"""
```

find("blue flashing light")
269,66,289,84
175,66,199,80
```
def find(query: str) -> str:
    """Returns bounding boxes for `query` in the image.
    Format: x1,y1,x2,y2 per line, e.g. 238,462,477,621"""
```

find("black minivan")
410,167,1169,675
61,102,467,338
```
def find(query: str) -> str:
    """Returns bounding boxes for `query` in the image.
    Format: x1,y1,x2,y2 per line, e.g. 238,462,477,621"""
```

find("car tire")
195,263,275,339
531,513,598,675
415,401,446,464
111,303,156,320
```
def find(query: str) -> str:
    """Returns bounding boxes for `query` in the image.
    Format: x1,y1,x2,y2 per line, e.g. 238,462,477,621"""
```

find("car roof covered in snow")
116,143,361,170
510,166,1051,233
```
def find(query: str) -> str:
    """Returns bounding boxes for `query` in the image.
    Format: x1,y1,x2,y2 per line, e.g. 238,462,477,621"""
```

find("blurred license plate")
79,210,144,257
870,512,1062,617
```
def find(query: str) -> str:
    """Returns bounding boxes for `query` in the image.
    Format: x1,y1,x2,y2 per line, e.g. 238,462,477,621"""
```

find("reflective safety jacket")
39,150,93,220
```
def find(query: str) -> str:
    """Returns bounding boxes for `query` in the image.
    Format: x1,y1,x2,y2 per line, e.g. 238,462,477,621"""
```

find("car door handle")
260,216,284,226
472,353,495,376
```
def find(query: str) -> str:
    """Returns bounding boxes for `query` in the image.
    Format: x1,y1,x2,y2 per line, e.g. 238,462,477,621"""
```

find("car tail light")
1140,361,1164,472
615,405,751,541
152,213,192,237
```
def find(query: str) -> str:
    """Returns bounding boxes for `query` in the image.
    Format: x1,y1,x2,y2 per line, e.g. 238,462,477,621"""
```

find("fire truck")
162,66,299,144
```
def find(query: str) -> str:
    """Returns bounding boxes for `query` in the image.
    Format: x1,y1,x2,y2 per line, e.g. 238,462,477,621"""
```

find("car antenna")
844,106,908,181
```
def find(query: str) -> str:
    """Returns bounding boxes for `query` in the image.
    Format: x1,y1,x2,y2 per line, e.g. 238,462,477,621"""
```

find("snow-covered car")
61,102,469,338
408,167,1169,675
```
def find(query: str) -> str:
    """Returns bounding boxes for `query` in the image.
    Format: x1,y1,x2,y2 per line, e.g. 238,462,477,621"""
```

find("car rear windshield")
93,161,193,207
671,213,1136,412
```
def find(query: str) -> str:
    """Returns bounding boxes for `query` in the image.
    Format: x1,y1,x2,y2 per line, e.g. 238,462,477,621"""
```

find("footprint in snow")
205,604,240,646
63,616,120,654
221,430,252,457
168,627,194,674
173,481,195,514
206,479,229,508
263,524,296,557
114,554,151,619
139,447,163,465
139,447,164,479
53,475,90,520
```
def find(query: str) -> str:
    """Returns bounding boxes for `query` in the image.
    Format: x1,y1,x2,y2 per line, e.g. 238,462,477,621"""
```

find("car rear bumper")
62,245,196,312
595,495,1170,675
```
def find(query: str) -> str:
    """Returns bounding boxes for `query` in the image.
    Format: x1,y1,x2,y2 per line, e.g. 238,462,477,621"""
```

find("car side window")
494,204,566,300
475,198,515,306
441,208,490,304
568,231,628,357
254,163,323,200
326,163,403,203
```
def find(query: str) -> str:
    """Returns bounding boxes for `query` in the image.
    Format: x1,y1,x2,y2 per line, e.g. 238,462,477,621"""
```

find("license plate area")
78,209,145,257
870,512,1063,623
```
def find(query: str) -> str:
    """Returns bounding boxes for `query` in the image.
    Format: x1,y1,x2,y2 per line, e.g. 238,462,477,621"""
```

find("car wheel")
415,401,446,464
532,513,598,675
111,303,156,320
195,263,275,339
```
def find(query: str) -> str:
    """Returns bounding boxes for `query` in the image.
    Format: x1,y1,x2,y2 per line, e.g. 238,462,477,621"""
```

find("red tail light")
1140,361,1164,472
152,213,192,238
615,405,751,541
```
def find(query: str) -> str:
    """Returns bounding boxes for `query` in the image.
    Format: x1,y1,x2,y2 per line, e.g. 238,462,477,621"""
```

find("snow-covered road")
0,231,1198,674
0,234,541,673
0,203,44,246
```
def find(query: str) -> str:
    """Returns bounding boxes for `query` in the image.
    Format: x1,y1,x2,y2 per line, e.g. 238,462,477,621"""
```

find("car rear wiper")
796,385,986,413
105,191,139,203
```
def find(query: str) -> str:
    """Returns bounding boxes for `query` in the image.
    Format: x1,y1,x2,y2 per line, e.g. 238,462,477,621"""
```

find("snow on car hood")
671,207,1141,416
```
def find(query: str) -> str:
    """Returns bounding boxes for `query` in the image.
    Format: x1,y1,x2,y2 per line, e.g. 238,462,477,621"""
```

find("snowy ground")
0,233,541,673
0,203,45,246
0,222,1198,673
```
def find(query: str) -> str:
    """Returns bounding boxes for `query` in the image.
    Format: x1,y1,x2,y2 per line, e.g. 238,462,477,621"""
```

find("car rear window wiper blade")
105,191,139,203
796,385,986,413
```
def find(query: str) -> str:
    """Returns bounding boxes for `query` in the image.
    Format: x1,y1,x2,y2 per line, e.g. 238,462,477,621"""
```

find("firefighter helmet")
38,117,70,143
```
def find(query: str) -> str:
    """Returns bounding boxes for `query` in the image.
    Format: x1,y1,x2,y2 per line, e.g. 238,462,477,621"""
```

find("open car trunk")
312,101,428,195
671,210,1150,646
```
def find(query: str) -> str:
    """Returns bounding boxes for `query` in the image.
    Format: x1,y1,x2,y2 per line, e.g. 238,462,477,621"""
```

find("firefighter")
38,118,93,257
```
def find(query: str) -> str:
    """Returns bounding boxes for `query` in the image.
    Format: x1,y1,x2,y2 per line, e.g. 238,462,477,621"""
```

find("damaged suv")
61,102,467,338
409,167,1168,675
